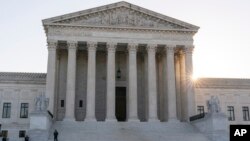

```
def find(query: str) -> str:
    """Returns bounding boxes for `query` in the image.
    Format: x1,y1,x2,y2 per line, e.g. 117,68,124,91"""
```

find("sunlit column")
64,41,77,121
147,44,159,121
106,43,117,121
85,42,97,121
166,45,178,122
127,43,139,121
184,46,195,120
45,40,57,115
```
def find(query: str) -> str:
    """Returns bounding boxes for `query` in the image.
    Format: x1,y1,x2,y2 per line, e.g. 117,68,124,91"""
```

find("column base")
85,117,97,122
168,118,180,123
148,118,160,122
128,118,140,122
105,118,117,122
63,117,76,122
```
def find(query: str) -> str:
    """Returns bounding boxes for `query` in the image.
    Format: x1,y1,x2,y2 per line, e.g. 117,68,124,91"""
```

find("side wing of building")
195,78,250,124
0,72,46,140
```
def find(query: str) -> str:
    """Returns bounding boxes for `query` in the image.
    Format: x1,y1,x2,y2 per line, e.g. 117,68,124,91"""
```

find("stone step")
47,121,210,141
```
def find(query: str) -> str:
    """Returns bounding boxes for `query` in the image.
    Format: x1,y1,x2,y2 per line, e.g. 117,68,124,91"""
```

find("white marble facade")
1,1,250,140
42,1,199,122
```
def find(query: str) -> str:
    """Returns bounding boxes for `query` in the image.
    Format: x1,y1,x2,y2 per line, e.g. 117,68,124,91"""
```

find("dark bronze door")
115,87,126,121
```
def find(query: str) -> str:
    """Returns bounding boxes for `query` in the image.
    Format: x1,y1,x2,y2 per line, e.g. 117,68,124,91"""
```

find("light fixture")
116,68,121,79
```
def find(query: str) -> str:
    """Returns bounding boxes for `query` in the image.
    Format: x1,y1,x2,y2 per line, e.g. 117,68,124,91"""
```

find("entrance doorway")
115,87,126,121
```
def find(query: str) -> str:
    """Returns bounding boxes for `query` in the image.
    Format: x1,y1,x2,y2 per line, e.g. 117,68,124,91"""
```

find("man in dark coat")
54,129,58,141
24,135,29,141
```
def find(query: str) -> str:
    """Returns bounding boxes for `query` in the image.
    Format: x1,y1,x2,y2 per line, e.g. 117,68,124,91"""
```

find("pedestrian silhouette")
54,129,59,141
25,135,29,141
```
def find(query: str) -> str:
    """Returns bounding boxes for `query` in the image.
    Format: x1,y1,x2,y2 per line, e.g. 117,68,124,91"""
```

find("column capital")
107,43,117,52
184,46,194,54
127,43,138,52
146,44,157,53
165,45,176,54
67,41,78,50
47,40,57,50
87,42,97,51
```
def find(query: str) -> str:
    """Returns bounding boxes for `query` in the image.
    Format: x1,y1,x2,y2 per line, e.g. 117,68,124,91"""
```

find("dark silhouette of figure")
54,130,58,141
2,137,6,141
25,135,29,141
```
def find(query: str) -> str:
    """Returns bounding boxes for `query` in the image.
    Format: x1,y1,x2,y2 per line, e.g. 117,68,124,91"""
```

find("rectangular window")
19,130,26,138
197,106,205,115
61,100,64,108
2,130,8,138
242,106,250,121
0,124,2,137
2,103,11,118
228,106,235,121
20,103,29,118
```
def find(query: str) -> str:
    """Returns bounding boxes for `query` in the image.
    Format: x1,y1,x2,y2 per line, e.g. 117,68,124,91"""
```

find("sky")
0,0,250,78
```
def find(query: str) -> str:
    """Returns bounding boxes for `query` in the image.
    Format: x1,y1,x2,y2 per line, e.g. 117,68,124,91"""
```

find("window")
19,130,26,138
227,106,235,121
197,106,205,115
61,100,64,108
79,100,83,108
20,103,29,118
1,130,8,138
2,103,11,118
242,106,250,121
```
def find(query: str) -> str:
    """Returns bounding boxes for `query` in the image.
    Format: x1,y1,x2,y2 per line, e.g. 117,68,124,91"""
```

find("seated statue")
207,96,221,113
34,92,49,112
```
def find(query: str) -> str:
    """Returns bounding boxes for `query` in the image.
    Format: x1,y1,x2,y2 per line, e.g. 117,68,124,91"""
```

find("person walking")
53,129,59,141
24,135,29,141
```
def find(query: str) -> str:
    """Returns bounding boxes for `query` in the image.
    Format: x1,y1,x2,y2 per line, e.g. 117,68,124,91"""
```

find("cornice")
195,78,250,89
45,24,197,35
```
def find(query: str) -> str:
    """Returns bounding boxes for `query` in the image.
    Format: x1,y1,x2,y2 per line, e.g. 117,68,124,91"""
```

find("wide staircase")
47,121,210,141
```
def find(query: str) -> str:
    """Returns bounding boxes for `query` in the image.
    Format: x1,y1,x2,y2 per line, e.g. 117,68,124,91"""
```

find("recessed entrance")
115,87,126,121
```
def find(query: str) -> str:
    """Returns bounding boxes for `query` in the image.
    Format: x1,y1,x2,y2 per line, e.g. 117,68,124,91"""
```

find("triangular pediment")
43,1,199,31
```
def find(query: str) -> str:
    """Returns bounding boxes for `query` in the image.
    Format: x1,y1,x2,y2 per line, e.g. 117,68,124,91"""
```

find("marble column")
184,46,195,120
179,50,187,121
106,43,117,121
147,44,159,121
166,45,178,121
45,40,57,115
64,41,77,121
127,44,139,121
85,42,97,121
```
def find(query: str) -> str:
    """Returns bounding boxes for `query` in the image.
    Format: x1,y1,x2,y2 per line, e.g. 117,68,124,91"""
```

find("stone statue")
207,96,221,113
35,92,49,112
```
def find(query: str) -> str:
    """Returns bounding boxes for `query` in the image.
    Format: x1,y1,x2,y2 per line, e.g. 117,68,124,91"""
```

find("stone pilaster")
127,44,139,121
166,45,178,122
64,41,77,121
106,43,117,121
147,44,159,121
85,42,97,121
45,40,57,115
184,46,195,120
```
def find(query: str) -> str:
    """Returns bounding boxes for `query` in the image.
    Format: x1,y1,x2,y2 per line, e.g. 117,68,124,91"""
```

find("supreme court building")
1,1,250,141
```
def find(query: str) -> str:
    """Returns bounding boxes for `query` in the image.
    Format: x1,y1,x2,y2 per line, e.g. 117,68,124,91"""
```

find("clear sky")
0,0,250,78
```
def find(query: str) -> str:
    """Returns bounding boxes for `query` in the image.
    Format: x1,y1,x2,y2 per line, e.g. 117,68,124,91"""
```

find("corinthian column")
184,46,195,120
45,40,57,115
64,41,77,121
127,44,139,121
106,43,117,121
166,45,178,122
85,42,97,121
147,44,159,121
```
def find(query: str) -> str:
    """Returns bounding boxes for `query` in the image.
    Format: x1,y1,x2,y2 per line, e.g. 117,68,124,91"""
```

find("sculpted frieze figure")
58,7,185,29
